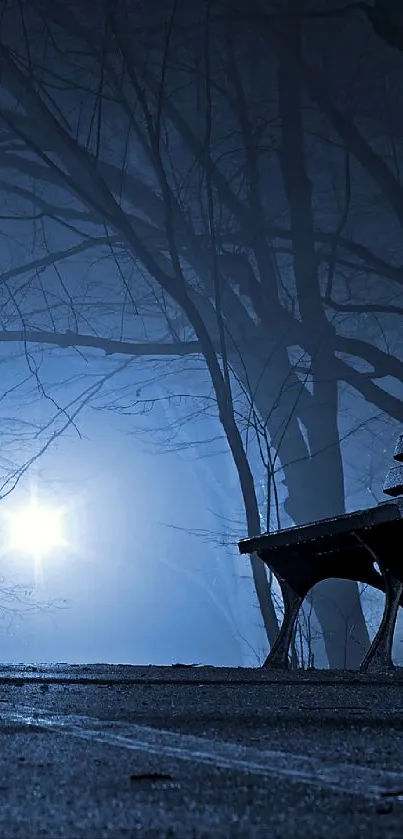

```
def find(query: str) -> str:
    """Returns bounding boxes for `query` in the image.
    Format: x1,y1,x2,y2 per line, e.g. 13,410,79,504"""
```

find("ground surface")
0,664,402,838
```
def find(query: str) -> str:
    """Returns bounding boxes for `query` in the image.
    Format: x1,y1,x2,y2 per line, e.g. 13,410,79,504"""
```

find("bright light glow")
5,502,65,558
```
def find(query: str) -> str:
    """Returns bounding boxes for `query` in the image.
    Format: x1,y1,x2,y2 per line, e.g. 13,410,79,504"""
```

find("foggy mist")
0,0,401,670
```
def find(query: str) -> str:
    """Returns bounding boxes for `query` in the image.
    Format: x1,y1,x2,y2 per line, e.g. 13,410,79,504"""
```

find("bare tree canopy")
0,0,401,666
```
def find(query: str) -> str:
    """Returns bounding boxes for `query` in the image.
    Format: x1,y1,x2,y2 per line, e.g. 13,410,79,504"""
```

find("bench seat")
238,499,403,672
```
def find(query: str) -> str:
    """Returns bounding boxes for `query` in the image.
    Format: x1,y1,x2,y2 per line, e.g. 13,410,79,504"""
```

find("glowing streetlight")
4,501,66,558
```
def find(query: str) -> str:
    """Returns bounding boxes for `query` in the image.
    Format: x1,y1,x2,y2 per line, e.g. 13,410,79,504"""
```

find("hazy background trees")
0,0,401,667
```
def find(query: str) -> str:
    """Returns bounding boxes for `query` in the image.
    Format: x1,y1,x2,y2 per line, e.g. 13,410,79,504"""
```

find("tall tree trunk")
170,288,280,651
272,8,370,668
232,339,369,668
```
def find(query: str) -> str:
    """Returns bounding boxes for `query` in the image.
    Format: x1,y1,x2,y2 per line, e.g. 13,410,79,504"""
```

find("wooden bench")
238,433,403,671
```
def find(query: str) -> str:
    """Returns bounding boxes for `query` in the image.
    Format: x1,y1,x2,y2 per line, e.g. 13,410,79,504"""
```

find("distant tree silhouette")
305,1,403,51
0,0,401,666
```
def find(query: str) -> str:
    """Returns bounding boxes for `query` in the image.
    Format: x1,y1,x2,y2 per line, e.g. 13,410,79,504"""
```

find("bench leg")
360,569,403,673
263,578,303,669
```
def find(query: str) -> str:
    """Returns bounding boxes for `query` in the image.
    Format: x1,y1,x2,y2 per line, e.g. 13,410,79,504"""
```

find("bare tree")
0,0,401,666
